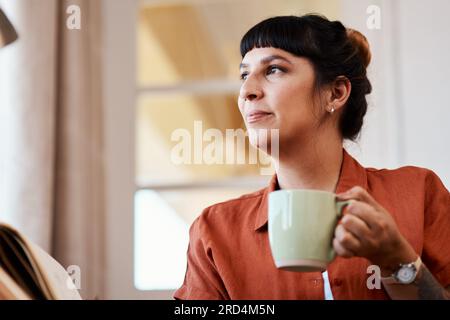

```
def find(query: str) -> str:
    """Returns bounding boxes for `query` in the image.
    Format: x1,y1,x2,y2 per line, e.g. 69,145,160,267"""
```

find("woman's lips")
246,111,273,124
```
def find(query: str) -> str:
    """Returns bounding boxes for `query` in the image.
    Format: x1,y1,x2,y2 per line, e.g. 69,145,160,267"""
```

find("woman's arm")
173,212,229,300
382,263,450,300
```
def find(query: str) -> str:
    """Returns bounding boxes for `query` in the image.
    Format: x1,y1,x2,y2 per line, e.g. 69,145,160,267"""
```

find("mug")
268,189,351,272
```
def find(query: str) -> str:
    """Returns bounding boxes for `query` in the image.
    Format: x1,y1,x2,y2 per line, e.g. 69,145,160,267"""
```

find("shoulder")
366,164,435,180
364,165,449,208
190,187,266,237
365,165,446,190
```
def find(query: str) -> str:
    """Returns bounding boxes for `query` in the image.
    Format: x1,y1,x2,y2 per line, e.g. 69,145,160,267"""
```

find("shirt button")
311,278,321,286
333,278,343,286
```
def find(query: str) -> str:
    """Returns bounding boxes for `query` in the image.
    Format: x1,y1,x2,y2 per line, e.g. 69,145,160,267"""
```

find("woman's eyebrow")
239,55,293,69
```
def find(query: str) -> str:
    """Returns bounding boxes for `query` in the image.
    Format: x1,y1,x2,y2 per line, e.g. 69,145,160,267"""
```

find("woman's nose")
239,76,263,101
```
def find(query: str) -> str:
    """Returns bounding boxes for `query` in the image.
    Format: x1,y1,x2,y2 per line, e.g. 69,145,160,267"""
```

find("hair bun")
346,28,371,68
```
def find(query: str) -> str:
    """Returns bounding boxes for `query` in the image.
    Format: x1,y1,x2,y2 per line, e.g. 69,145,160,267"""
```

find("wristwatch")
381,256,422,285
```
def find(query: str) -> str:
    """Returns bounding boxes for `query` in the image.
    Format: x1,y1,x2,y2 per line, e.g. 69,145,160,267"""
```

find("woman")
174,14,450,300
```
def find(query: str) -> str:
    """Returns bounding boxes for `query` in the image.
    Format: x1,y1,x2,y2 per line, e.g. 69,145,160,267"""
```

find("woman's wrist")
379,238,418,276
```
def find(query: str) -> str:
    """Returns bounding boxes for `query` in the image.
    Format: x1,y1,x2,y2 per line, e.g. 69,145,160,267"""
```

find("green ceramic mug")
268,189,351,272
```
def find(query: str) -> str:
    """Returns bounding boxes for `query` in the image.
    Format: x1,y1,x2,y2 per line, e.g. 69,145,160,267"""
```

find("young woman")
174,14,450,300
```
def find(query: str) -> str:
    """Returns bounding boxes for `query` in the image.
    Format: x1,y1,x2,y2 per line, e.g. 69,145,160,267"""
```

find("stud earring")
329,106,335,113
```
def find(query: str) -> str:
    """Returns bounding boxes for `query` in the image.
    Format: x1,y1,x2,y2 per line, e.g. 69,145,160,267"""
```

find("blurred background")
0,0,449,299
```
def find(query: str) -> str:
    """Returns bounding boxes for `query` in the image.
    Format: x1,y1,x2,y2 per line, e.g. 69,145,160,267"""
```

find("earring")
329,106,335,113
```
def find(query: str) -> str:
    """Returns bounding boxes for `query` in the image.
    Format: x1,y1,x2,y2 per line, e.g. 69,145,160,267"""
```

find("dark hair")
240,14,372,141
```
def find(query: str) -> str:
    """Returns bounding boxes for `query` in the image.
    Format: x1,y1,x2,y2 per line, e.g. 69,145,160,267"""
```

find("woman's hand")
334,186,418,274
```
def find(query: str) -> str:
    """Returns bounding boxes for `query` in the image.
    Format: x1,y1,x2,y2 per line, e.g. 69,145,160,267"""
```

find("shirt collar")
253,148,368,231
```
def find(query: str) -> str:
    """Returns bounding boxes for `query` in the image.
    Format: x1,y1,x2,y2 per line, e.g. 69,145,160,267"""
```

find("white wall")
397,0,450,188
102,0,137,299
342,0,450,189
102,0,176,299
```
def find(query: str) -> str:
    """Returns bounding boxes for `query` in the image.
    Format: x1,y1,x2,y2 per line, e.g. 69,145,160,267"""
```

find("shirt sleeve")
173,209,229,300
421,170,450,287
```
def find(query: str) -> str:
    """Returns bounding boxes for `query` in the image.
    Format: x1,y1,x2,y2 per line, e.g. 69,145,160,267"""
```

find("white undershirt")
322,270,334,300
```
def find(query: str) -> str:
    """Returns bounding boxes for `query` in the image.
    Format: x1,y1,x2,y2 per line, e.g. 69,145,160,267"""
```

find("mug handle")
328,200,353,262
336,200,352,218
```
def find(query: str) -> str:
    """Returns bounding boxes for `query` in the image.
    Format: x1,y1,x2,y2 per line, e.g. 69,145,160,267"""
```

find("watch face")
397,266,416,283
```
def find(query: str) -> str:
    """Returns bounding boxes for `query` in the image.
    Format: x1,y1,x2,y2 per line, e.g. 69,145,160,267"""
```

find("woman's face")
238,47,326,152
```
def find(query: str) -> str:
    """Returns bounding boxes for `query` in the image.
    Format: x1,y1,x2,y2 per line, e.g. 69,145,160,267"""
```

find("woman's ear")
329,76,352,112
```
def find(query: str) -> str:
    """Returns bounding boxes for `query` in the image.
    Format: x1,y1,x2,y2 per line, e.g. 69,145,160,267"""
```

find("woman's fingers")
335,186,408,265
337,186,384,212
344,200,381,231
333,237,354,258
340,213,371,240
334,224,360,257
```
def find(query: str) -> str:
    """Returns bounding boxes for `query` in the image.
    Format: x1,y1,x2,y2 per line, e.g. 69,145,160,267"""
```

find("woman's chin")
245,121,278,131
248,130,277,150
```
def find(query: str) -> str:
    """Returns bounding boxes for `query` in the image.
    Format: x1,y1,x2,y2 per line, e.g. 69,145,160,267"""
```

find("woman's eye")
267,65,284,75
240,66,284,81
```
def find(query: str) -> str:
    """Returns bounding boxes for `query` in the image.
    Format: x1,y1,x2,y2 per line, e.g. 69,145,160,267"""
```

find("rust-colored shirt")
174,149,450,299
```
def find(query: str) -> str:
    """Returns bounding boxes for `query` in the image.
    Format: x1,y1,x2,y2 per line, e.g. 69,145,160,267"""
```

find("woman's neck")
274,132,343,193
